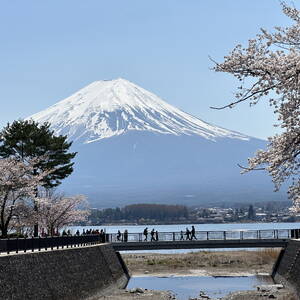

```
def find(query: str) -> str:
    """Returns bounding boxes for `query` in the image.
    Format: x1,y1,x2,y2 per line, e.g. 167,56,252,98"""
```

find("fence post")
173,232,175,241
223,231,226,240
291,229,295,238
207,232,209,240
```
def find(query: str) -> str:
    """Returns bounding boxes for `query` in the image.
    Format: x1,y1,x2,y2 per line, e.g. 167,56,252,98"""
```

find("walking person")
117,230,122,241
185,227,191,240
100,229,105,242
124,229,128,242
191,225,197,240
150,228,155,241
143,227,148,241
180,230,184,241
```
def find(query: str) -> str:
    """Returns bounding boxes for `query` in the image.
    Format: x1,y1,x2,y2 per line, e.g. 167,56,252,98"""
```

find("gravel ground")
97,250,297,300
221,288,297,300
97,288,175,300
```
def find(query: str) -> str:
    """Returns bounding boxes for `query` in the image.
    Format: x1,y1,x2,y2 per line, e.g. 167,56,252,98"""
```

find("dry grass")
256,248,281,262
122,249,281,275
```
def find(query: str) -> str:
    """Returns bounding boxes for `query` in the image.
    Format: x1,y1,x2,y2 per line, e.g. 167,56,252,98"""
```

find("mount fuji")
28,79,285,207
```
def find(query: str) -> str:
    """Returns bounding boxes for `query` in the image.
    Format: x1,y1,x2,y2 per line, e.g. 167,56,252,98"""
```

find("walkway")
110,229,297,251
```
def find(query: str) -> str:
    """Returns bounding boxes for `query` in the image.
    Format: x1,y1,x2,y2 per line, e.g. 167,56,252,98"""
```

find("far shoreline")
80,220,300,227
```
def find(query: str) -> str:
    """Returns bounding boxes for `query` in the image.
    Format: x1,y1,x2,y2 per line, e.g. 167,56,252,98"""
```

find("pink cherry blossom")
0,157,49,237
212,3,300,210
37,189,89,235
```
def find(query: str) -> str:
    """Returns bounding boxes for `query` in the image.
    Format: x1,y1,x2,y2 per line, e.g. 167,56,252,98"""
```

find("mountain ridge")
28,78,250,144
27,78,283,207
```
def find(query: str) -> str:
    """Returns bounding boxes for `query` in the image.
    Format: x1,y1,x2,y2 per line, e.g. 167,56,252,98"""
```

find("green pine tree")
0,119,77,188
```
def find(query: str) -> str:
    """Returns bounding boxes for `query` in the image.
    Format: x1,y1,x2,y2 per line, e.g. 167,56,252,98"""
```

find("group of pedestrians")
113,225,198,243
143,227,159,241
180,226,197,240
116,229,128,242
80,228,104,236
142,226,198,242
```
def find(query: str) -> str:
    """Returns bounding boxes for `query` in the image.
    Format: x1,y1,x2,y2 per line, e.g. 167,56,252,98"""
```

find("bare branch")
237,164,265,171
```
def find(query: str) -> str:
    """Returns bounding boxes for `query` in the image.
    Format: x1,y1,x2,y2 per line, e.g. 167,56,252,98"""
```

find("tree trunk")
33,179,38,237
1,226,8,238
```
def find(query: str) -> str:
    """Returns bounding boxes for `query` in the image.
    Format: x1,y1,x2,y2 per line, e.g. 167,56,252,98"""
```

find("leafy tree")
212,3,300,209
89,204,189,224
0,120,76,188
247,205,256,220
0,157,48,237
38,189,88,236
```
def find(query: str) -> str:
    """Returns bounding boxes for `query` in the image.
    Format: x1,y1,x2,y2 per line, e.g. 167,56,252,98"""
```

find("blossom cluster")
0,157,48,236
0,157,88,236
213,3,300,210
37,190,88,235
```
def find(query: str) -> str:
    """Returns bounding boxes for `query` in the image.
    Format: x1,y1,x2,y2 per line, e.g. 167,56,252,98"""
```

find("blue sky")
0,1,291,139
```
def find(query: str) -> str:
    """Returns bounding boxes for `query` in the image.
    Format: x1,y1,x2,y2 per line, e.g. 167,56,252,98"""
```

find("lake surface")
70,222,300,234
127,275,274,300
68,223,285,297
68,222,300,253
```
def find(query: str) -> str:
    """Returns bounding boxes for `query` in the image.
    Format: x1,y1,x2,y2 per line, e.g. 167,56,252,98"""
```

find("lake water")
70,222,300,234
127,275,274,300
68,223,289,297
69,222,300,253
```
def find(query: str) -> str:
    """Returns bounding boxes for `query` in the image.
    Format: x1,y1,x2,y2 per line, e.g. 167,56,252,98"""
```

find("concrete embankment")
0,243,129,300
273,239,300,298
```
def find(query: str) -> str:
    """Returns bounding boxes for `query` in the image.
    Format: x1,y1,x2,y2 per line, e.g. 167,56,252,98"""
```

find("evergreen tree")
247,205,256,220
0,120,77,188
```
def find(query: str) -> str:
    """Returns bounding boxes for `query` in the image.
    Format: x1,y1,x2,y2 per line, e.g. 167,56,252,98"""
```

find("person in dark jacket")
143,227,148,241
150,228,155,241
124,230,128,242
180,230,184,240
191,226,197,240
185,227,191,240
117,230,122,241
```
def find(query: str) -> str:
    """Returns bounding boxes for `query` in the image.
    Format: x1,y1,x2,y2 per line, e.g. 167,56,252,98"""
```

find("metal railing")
0,228,299,255
107,228,300,243
0,234,106,255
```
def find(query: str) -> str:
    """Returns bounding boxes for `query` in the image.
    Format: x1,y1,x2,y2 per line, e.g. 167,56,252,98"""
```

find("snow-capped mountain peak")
28,78,248,144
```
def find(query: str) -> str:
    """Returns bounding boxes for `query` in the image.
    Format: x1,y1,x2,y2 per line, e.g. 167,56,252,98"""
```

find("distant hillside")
28,79,286,207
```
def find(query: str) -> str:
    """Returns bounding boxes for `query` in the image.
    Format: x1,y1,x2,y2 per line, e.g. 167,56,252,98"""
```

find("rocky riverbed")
122,249,278,277
99,250,297,300
97,288,175,300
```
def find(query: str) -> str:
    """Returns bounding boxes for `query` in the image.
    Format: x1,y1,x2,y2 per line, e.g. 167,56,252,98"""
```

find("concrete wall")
273,239,300,297
0,244,129,300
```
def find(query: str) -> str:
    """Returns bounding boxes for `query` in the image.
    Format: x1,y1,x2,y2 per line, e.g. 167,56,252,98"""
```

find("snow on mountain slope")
25,78,281,206
28,78,249,144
